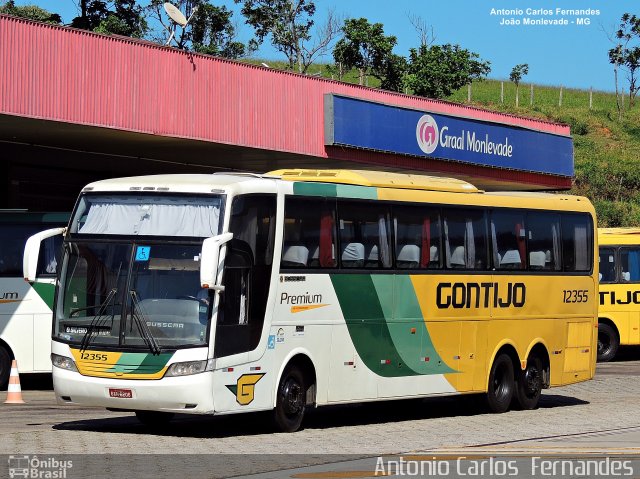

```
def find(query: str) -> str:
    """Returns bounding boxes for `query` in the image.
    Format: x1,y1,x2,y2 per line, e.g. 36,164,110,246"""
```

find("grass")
244,60,640,226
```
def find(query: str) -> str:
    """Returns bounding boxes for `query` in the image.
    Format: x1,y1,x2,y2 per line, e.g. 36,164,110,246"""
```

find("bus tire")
597,323,619,362
513,355,543,410
134,410,175,426
0,346,11,390
485,353,514,413
273,365,306,432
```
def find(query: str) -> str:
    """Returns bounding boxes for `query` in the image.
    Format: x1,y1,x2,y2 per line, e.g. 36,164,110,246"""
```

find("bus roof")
268,169,480,194
599,228,640,235
599,227,640,246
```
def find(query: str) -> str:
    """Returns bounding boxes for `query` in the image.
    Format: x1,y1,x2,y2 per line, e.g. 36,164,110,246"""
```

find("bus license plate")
109,388,133,399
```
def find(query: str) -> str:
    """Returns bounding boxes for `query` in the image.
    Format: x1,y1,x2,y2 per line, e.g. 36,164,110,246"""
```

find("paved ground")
1,352,639,478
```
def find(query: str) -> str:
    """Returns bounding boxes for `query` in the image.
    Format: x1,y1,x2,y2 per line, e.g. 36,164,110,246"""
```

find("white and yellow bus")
597,228,640,361
24,170,597,431
0,211,67,388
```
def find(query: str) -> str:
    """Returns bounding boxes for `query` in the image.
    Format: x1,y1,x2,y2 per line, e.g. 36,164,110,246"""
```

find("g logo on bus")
226,373,265,405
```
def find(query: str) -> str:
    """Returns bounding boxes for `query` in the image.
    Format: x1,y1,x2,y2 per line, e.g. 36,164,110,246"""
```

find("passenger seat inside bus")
341,242,365,268
450,246,466,268
529,251,546,269
397,244,420,269
282,243,310,267
499,249,522,269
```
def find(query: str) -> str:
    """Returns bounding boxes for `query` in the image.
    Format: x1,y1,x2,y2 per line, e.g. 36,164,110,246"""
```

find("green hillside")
447,80,640,227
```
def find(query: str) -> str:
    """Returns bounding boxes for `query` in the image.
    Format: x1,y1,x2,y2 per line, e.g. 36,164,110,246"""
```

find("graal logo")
8,455,73,478
416,114,439,154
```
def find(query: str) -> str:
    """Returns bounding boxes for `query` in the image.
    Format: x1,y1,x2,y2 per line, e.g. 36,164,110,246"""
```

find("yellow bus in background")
597,228,640,361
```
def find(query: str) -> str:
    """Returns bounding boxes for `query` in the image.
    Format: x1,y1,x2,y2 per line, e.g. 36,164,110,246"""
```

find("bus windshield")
55,193,225,350
56,240,212,350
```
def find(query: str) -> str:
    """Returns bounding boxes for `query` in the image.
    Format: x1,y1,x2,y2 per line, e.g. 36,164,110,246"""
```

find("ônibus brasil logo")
416,114,439,155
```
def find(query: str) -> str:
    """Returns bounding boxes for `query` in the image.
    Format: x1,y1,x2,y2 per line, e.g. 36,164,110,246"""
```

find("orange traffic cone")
4,360,25,404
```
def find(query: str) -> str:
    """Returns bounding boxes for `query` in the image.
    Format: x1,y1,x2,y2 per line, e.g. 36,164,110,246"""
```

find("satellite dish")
164,2,188,27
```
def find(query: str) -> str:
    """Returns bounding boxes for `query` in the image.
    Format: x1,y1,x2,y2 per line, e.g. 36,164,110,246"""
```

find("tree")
71,1,147,38
608,13,640,108
147,0,250,59
404,43,491,99
332,18,399,87
235,0,339,73
509,63,529,107
0,1,61,24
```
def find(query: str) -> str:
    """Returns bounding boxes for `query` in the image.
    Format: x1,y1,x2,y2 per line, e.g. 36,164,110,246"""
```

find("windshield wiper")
79,287,117,352
128,290,161,355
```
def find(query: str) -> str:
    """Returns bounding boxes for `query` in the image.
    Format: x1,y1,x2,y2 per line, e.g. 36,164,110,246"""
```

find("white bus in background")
0,211,68,388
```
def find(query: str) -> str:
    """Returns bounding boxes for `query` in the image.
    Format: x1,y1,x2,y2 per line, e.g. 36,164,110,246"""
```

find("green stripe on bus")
375,275,455,375
31,282,55,309
293,182,378,199
108,352,173,374
330,274,417,377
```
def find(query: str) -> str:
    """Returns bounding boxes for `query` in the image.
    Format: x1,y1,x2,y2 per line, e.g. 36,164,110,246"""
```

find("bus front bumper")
52,367,215,414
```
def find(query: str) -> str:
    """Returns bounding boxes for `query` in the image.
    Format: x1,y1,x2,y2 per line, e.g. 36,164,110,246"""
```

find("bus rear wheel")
485,353,514,413
134,411,175,426
597,323,619,362
513,355,543,410
0,346,11,390
273,365,306,432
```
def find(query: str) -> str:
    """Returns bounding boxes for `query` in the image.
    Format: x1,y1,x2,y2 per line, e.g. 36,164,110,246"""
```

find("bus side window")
337,201,392,269
442,208,488,270
527,212,561,271
392,205,441,269
620,248,640,283
281,197,336,269
598,248,616,283
490,211,526,270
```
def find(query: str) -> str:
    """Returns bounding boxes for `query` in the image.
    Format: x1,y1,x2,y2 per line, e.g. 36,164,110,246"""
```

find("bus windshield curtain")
79,200,220,237
420,217,431,267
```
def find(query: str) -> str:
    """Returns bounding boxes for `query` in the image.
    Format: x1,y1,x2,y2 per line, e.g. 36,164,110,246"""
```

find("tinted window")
527,212,561,271
393,205,441,269
561,214,593,272
599,248,616,283
442,208,488,270
491,211,526,270
281,197,336,269
0,224,63,277
338,201,391,269
619,247,640,283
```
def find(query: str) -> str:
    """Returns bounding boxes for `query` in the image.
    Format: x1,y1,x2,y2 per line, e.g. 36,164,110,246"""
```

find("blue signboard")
135,246,151,262
324,95,573,177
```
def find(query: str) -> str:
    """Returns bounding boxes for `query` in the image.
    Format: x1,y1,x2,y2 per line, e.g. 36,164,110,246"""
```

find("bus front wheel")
513,355,543,410
273,365,306,432
597,323,619,362
0,346,11,390
485,353,514,413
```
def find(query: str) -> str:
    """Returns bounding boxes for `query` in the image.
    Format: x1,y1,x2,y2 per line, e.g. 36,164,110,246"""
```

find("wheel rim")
523,364,540,398
493,363,510,401
598,332,611,356
281,377,303,417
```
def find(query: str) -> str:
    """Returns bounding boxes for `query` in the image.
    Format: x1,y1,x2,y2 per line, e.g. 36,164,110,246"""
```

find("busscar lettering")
599,290,640,305
280,292,323,305
436,282,526,309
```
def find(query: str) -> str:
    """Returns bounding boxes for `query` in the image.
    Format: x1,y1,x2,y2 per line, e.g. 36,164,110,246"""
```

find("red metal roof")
0,15,571,189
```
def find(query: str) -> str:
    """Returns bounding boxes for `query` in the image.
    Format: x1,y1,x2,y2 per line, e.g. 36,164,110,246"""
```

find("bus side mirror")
200,233,233,290
23,227,66,282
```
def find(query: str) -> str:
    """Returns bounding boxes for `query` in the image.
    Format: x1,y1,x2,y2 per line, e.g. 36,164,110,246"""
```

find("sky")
13,0,640,92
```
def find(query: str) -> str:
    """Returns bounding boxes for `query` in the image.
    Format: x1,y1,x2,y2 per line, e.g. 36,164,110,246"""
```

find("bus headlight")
51,354,78,372
165,360,208,377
